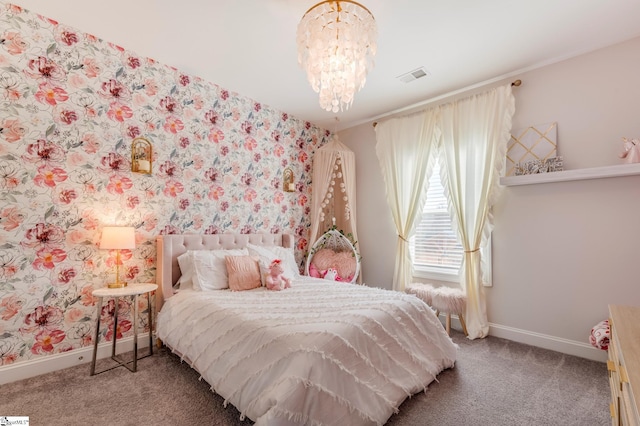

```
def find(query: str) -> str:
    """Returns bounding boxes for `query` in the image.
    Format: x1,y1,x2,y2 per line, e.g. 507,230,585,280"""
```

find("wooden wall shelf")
500,163,640,186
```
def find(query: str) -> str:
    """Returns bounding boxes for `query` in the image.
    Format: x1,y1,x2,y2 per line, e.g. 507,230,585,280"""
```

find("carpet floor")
0,331,610,425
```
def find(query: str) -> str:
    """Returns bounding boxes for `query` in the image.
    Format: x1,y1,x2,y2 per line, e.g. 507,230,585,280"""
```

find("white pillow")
177,249,248,291
176,251,196,290
246,243,299,285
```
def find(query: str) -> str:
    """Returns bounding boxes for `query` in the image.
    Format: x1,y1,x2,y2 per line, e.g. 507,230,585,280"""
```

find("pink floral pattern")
0,4,329,367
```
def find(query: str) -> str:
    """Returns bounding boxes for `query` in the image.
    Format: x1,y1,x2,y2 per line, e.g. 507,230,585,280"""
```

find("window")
410,161,492,284
410,161,463,282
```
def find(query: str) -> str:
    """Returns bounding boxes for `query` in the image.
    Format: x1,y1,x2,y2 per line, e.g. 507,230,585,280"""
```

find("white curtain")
375,109,439,292
439,84,515,339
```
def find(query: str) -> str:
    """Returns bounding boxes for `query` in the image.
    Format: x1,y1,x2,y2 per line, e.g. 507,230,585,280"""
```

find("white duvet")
157,277,457,426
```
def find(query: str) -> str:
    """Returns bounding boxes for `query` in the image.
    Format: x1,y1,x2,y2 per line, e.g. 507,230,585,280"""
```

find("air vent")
396,67,430,83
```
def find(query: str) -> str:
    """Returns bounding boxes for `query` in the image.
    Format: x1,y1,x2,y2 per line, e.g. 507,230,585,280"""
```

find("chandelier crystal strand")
297,1,377,113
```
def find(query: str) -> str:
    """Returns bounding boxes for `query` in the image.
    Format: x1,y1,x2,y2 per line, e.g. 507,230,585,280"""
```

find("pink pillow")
311,248,335,271
332,251,357,281
225,255,262,291
308,262,323,278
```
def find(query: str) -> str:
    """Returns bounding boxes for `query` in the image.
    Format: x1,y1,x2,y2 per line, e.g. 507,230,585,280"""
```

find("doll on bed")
266,259,291,291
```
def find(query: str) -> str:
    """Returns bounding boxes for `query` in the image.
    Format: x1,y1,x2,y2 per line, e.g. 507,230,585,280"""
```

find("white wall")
339,36,640,361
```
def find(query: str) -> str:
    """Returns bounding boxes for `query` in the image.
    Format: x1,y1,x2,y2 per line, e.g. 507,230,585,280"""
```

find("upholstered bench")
406,283,468,336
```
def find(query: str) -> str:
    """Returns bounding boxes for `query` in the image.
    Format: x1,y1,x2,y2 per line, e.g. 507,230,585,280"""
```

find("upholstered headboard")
155,233,294,312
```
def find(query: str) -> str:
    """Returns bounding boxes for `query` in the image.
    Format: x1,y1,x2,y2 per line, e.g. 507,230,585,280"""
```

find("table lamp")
99,226,135,288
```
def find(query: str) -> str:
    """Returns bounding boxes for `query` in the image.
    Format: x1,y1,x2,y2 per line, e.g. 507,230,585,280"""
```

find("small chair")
406,283,468,336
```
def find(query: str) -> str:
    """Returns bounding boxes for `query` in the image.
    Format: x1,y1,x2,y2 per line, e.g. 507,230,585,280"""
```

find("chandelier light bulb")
297,1,377,113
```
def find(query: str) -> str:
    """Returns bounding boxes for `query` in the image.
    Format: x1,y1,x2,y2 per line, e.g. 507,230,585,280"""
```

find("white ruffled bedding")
157,277,457,425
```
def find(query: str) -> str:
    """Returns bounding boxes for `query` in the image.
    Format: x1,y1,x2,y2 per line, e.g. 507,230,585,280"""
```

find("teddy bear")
265,259,291,291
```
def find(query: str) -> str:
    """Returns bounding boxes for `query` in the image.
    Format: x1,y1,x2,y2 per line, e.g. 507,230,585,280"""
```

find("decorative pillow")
311,248,336,272
176,251,196,290
225,255,262,291
178,249,248,291
246,243,299,285
332,251,357,281
273,246,300,277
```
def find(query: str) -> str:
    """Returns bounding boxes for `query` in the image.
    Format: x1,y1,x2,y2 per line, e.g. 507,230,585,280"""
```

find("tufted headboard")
155,233,294,312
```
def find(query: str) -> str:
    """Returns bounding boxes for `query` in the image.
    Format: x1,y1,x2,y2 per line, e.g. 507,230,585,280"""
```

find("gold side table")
90,283,157,375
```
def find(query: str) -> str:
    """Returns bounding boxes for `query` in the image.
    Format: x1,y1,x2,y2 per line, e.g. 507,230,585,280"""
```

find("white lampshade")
99,227,135,250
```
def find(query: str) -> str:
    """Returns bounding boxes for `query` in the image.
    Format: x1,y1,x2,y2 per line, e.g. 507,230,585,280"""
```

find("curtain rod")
372,79,522,128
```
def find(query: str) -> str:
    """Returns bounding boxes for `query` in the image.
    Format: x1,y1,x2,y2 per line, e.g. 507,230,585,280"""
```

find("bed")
155,233,457,426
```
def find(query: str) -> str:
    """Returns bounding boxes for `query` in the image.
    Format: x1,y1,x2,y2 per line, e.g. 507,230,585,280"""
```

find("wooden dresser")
608,305,640,426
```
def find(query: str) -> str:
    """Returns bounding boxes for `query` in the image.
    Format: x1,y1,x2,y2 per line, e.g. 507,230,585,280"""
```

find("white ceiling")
10,0,640,131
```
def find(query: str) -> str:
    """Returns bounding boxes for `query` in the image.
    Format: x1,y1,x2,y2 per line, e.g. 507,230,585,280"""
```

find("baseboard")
0,332,151,385
437,314,607,363
488,323,608,362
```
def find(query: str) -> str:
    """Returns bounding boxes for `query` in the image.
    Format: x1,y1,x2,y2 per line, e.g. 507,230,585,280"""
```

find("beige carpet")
0,331,610,425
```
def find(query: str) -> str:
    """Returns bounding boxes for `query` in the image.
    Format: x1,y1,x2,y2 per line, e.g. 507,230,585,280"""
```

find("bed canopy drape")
307,135,361,283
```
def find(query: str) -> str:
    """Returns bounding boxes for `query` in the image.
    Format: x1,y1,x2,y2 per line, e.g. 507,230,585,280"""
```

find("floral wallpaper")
0,2,329,367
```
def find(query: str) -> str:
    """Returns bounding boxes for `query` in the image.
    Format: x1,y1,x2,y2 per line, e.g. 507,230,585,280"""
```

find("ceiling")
10,0,640,131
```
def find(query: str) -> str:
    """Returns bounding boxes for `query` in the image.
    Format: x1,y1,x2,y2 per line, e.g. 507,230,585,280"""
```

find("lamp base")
108,281,128,288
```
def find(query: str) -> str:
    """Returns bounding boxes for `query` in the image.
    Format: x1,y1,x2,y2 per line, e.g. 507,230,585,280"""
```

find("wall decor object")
131,137,153,174
514,156,564,176
506,122,558,176
619,137,640,163
283,167,295,192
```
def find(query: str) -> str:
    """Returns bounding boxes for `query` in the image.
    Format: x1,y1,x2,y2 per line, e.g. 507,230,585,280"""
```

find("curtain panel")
374,83,515,339
439,84,515,338
374,109,439,292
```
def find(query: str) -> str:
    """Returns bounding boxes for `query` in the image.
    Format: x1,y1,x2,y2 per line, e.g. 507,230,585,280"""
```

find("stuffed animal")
620,137,640,163
265,259,291,291
323,268,338,281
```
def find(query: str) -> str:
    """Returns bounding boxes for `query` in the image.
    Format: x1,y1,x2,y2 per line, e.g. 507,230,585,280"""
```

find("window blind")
410,162,463,275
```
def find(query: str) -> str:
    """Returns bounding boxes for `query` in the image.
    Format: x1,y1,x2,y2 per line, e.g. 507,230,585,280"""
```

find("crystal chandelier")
296,1,377,113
